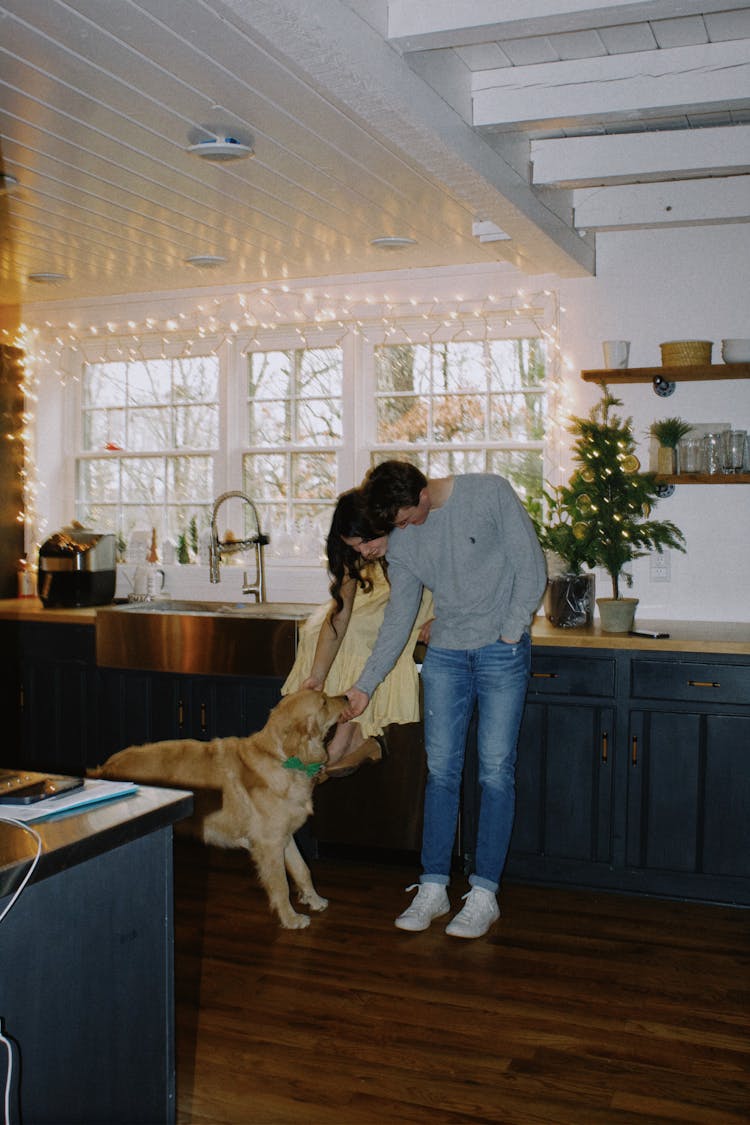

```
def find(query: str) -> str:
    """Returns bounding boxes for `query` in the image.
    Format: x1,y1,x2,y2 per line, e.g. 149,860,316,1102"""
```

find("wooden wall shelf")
656,473,750,485
582,363,750,384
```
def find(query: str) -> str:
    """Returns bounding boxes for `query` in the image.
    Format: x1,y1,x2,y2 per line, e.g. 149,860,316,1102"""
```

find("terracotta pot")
544,574,595,628
596,596,638,634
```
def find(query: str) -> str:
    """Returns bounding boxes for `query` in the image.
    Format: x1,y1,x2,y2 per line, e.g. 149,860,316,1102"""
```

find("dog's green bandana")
282,756,324,777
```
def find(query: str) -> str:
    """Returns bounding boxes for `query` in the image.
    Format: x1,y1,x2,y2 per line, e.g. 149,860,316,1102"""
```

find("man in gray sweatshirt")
344,461,546,938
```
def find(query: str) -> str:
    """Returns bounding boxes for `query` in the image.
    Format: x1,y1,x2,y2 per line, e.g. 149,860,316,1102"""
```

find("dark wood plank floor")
174,841,750,1125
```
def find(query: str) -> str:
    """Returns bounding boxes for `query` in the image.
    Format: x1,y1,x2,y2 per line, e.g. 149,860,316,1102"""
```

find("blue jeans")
419,635,531,893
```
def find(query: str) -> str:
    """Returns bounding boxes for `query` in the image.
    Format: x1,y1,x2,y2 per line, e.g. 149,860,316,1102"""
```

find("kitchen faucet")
209,490,269,601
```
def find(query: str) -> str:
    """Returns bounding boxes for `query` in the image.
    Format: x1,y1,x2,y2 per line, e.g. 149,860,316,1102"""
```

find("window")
77,353,219,547
72,315,549,560
242,346,344,548
372,337,546,517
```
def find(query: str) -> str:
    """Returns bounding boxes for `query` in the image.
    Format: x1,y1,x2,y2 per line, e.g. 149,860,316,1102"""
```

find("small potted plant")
554,390,687,632
649,416,693,476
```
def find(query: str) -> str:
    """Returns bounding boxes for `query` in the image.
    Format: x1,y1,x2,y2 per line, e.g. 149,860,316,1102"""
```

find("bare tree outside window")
373,337,546,519
243,347,343,551
77,355,219,549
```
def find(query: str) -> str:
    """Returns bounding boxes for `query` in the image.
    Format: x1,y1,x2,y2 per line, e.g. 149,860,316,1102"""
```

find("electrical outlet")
650,551,671,582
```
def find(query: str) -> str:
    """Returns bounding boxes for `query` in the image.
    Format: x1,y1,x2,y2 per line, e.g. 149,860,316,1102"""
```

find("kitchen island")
0,782,192,1125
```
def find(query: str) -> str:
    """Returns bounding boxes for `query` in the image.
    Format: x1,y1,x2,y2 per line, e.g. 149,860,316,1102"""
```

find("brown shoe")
325,735,386,778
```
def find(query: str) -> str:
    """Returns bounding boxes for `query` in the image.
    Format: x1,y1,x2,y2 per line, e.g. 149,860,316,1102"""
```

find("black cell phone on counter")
0,774,85,804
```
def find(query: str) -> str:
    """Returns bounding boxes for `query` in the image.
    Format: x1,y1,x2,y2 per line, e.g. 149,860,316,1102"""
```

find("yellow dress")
281,567,433,740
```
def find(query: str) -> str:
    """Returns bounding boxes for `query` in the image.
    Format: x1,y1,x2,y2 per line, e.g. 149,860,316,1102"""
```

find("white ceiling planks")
1,0,749,305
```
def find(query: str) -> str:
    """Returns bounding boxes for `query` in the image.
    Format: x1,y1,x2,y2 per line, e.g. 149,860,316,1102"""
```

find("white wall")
559,223,750,622
28,223,750,621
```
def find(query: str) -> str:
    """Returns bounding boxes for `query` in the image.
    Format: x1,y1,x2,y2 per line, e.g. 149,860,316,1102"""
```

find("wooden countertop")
529,616,750,655
0,597,99,624
1,598,748,656
0,783,193,899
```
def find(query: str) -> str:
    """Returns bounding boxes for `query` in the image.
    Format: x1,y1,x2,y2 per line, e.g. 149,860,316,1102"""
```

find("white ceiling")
1,0,749,306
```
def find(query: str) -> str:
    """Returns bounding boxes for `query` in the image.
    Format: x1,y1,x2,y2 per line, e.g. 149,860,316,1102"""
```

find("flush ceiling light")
28,271,69,283
185,254,228,268
187,124,254,161
369,236,417,251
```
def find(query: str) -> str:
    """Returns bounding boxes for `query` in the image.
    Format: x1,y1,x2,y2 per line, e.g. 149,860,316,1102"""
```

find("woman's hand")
301,674,325,691
417,617,434,644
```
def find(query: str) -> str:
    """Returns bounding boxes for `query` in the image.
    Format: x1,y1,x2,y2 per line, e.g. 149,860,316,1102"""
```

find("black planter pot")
544,573,595,628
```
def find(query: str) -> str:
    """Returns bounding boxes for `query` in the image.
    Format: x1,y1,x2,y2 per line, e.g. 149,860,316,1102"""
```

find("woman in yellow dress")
282,489,433,775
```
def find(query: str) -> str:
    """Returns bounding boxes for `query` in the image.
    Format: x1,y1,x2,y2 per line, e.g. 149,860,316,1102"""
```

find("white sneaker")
394,882,450,932
445,887,500,939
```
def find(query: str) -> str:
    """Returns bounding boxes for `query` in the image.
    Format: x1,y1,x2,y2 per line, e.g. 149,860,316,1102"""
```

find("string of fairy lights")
3,281,576,560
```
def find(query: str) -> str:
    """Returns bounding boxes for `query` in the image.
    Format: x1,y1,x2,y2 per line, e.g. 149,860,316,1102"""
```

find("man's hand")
341,687,370,722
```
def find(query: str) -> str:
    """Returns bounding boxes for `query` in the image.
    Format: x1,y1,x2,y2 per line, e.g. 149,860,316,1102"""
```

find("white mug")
131,565,147,599
602,340,630,369
146,566,166,598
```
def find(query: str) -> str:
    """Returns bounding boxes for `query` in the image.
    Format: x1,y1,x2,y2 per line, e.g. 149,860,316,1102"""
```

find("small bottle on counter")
17,555,36,598
147,527,159,564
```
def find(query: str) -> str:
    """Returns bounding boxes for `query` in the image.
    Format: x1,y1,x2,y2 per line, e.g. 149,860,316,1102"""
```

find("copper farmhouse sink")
95,601,315,677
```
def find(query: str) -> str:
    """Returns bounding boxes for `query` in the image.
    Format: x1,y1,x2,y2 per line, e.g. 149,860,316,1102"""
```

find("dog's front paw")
300,892,328,913
280,910,311,929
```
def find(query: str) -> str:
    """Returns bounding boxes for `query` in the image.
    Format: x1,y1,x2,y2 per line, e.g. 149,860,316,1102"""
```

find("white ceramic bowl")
721,338,750,364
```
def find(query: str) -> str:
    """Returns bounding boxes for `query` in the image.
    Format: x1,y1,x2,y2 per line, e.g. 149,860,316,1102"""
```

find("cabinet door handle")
200,702,207,734
601,732,608,764
532,671,558,679
687,680,720,689
631,734,638,767
178,699,184,727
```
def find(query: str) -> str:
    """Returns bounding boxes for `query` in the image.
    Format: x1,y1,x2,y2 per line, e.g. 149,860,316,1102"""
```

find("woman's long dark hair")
326,489,388,620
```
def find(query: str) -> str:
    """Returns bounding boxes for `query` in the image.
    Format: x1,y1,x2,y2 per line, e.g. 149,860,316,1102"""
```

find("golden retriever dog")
90,689,347,929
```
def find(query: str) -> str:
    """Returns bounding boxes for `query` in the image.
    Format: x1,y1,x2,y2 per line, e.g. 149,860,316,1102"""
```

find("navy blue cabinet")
623,655,750,904
0,621,97,774
501,647,750,905
5,619,749,906
95,667,285,763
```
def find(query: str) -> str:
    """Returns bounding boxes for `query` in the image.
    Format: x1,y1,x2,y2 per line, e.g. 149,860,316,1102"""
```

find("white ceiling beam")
217,0,595,276
532,125,750,186
473,41,750,130
386,0,750,51
573,175,750,228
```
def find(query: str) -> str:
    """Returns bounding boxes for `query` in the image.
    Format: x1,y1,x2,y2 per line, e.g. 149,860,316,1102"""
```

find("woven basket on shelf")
659,340,712,367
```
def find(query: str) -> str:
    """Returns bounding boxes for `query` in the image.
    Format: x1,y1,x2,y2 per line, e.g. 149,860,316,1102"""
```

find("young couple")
283,462,546,939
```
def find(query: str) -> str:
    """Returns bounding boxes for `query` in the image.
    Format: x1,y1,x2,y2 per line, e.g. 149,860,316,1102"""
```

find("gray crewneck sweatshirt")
355,474,547,698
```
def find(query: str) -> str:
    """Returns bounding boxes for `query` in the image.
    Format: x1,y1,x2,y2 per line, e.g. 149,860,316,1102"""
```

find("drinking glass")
678,437,703,473
702,432,723,475
721,430,747,474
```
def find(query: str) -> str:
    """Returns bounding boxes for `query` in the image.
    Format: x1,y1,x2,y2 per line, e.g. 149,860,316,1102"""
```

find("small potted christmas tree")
549,389,686,632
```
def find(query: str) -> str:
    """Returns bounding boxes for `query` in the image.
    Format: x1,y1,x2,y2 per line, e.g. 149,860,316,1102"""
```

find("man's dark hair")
364,460,427,529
